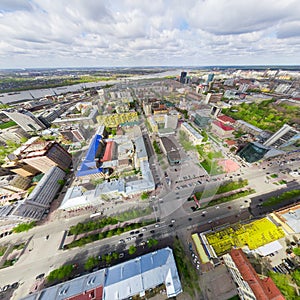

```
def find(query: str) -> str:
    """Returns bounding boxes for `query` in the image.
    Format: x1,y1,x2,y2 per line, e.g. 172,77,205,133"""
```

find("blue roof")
76,134,103,177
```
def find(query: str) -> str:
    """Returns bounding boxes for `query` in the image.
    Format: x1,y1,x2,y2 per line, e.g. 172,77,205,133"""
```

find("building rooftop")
101,141,114,162
277,204,300,233
212,120,234,131
230,248,284,300
23,269,106,300
236,120,263,133
104,247,182,299
22,248,182,300
181,122,203,140
217,115,236,124
76,134,103,177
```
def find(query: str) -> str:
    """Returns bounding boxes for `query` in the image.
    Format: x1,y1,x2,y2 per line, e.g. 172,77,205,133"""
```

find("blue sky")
0,0,300,68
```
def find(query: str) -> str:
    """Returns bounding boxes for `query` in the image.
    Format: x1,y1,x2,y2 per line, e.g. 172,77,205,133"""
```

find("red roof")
230,249,285,300
212,120,234,131
225,139,236,146
101,141,114,162
217,115,236,124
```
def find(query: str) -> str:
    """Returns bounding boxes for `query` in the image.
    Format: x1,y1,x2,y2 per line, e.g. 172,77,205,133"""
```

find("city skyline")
1,0,300,69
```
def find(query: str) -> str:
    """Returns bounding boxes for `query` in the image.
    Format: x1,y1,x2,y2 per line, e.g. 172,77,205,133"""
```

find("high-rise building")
2,110,46,133
263,124,300,148
180,71,187,84
20,141,72,173
207,73,214,83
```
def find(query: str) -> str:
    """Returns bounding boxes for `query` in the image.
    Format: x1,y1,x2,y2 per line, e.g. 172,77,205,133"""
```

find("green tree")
147,238,158,248
140,192,149,200
47,264,74,283
104,254,112,264
293,247,300,256
57,179,65,186
13,222,36,233
128,245,137,255
84,256,99,271
112,252,118,260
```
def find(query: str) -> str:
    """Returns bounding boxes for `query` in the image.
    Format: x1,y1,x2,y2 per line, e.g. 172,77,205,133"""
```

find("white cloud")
0,0,299,68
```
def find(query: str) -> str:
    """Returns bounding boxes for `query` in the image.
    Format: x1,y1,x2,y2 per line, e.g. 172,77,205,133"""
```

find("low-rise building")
160,136,181,166
0,127,30,144
0,174,31,195
235,120,264,137
53,106,98,126
12,166,65,220
224,248,285,300
180,122,203,145
211,120,235,138
98,112,138,128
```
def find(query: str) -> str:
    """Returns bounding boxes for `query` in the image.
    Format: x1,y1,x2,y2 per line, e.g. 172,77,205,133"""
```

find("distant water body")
0,70,180,105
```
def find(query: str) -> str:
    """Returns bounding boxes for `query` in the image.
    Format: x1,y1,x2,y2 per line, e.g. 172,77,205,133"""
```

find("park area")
206,218,285,256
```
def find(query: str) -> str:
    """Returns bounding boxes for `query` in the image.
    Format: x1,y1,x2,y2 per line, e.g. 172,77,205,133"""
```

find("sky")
0,0,300,69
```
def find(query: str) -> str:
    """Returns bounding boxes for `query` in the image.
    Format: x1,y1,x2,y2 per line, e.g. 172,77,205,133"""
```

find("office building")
263,124,300,148
2,158,40,177
235,120,264,137
0,174,31,195
207,73,214,83
211,121,234,138
180,122,203,145
160,136,181,166
180,71,187,84
224,248,284,300
237,142,270,163
0,127,30,144
76,134,107,179
21,141,72,173
53,106,98,126
22,247,182,300
1,109,46,133
60,125,90,143
12,166,65,220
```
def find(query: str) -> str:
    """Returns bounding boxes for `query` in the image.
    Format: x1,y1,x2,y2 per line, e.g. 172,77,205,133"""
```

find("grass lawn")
269,272,298,300
172,237,200,298
0,245,7,256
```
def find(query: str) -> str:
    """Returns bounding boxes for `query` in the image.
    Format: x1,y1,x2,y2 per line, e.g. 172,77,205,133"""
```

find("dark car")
150,230,155,234
36,273,45,280
11,282,19,289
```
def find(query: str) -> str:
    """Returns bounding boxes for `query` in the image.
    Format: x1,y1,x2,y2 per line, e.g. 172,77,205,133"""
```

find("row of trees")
68,217,119,236
194,179,249,200
207,189,256,207
13,222,36,233
47,264,74,283
65,222,146,249
262,190,300,207
152,140,162,154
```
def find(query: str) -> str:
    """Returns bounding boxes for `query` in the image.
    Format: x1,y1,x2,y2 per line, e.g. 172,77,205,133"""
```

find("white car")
154,224,160,228
171,219,175,223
